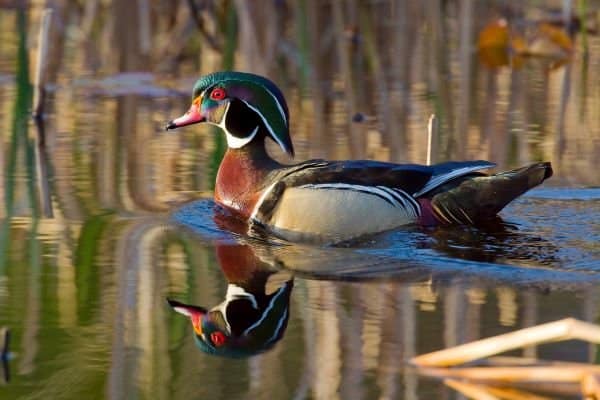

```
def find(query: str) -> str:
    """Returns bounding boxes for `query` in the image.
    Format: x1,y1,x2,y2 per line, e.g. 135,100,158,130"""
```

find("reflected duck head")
168,298,238,355
167,244,294,358
167,279,292,358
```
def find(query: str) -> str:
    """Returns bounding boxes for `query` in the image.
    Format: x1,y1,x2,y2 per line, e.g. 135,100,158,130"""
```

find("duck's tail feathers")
430,162,553,224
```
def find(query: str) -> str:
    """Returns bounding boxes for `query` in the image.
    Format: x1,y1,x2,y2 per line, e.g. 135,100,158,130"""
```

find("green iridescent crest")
192,72,294,156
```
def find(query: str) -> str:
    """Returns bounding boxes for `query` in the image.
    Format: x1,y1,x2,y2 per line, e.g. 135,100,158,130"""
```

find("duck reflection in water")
167,243,293,358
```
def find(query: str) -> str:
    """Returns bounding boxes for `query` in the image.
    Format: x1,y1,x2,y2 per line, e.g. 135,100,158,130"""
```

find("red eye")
210,88,226,101
211,331,226,347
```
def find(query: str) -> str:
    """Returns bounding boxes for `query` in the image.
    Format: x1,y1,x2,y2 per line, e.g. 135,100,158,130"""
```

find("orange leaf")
478,19,510,68
537,23,573,52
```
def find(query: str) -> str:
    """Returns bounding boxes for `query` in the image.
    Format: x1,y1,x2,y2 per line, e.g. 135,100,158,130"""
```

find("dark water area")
1,1,600,399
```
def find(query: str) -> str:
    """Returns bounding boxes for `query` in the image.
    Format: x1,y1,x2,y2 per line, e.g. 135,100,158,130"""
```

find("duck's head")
167,299,233,356
167,280,292,358
166,71,294,157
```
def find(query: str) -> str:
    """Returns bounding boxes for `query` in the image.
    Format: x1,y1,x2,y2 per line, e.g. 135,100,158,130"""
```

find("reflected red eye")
210,88,226,101
211,331,226,347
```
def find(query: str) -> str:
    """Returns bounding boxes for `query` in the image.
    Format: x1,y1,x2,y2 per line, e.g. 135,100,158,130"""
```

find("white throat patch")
211,101,259,148
225,125,259,148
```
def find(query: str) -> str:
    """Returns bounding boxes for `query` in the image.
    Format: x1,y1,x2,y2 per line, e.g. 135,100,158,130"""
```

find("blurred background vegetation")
0,1,599,399
2,0,599,192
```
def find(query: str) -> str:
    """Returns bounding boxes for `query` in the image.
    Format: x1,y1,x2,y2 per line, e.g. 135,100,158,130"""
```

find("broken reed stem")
427,114,437,165
0,327,8,360
581,373,600,399
578,0,589,55
445,379,502,400
0,327,7,384
445,379,555,400
34,133,54,218
420,365,600,383
32,9,54,218
33,8,52,121
484,356,598,368
412,318,600,367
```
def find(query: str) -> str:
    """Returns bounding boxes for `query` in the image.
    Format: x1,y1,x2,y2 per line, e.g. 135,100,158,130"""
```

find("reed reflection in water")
0,0,599,399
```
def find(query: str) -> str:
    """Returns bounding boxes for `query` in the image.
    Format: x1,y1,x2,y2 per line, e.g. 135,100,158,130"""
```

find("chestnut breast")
215,149,271,219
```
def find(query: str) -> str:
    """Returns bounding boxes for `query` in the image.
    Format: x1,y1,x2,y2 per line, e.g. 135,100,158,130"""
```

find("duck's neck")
215,139,280,219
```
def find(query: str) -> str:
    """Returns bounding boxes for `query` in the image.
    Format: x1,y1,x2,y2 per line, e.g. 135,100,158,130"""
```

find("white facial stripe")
221,78,287,126
241,100,289,153
172,306,192,317
264,88,288,126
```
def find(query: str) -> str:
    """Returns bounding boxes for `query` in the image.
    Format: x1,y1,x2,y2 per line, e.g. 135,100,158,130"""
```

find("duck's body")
167,71,552,242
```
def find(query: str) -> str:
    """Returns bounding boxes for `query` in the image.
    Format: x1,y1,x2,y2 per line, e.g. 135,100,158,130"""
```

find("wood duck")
166,71,553,242
167,244,293,358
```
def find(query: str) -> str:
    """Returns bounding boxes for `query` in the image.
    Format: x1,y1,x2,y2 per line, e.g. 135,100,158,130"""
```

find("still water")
1,2,600,399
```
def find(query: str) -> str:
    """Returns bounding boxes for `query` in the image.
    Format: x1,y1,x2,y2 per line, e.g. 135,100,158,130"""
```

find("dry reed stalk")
332,0,361,157
555,64,572,161
412,318,600,367
235,1,268,75
582,373,600,399
79,0,99,39
0,327,8,384
0,327,8,360
445,379,501,400
33,2,67,86
482,70,499,162
444,379,502,400
32,8,54,218
456,0,474,160
425,0,454,159
33,139,53,218
475,384,555,400
578,0,590,55
360,3,399,160
305,0,327,157
155,4,195,72
32,8,52,120
420,365,600,383
485,356,584,367
483,356,600,375
445,379,555,400
427,114,437,165
186,0,221,51
388,0,417,161
138,0,152,55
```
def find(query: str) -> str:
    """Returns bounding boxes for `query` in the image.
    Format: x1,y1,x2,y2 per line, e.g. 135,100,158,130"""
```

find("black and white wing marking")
249,159,495,240
413,161,495,197
250,159,430,225
296,183,421,218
